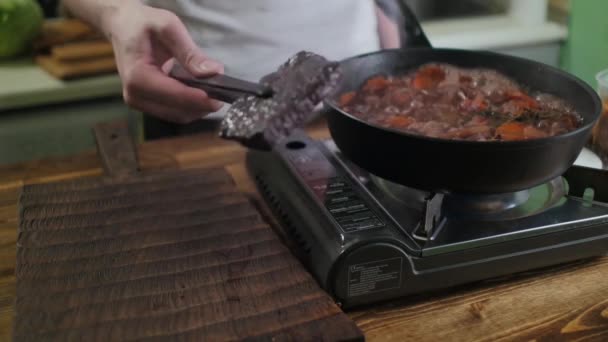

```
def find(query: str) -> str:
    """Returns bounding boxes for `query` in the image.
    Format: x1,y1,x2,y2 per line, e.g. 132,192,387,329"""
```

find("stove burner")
370,174,566,221
370,174,567,242
444,190,530,216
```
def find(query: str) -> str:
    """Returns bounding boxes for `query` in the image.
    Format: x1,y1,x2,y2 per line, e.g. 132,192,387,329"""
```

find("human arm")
375,0,401,49
62,0,224,123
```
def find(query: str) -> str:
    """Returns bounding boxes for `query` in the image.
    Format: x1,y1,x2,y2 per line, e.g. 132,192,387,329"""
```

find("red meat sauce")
337,63,583,141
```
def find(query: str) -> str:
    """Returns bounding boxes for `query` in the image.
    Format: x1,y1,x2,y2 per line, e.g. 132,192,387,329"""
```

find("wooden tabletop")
1,121,608,341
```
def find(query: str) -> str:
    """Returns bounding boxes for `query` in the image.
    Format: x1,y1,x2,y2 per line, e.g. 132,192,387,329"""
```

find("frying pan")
325,2,602,194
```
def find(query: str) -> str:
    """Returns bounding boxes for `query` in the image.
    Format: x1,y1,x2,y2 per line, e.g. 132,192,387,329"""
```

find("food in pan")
337,63,583,141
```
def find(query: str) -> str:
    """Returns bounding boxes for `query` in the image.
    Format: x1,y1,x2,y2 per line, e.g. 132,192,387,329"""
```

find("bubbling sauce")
338,63,583,141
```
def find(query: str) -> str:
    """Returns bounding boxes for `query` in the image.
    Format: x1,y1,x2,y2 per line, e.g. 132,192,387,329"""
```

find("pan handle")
376,0,433,48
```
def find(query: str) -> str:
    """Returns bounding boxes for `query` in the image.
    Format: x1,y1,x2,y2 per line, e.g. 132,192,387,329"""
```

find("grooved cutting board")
12,121,364,341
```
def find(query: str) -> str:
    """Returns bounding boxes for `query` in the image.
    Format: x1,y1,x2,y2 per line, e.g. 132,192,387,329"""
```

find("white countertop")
423,15,568,50
575,147,604,169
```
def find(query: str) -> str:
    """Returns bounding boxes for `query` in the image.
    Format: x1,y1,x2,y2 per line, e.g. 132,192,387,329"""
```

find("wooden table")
1,122,608,341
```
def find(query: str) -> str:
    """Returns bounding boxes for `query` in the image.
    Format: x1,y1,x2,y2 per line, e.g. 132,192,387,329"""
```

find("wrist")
100,1,142,39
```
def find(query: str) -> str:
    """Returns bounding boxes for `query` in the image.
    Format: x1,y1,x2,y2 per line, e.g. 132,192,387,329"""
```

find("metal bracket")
413,193,447,241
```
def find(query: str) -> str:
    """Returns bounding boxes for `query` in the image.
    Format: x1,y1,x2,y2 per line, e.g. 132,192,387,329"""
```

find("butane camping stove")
246,132,608,309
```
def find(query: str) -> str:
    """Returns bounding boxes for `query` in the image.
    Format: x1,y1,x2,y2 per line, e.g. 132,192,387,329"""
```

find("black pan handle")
169,63,274,104
376,0,433,48
398,1,433,48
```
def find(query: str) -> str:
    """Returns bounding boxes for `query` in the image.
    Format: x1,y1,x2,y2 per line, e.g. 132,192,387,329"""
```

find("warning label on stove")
321,177,385,233
347,258,403,297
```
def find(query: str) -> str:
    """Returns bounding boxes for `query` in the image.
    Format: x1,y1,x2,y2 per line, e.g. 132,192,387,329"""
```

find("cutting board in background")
0,57,121,112
0,18,122,112
36,53,117,80
13,120,364,341
34,19,118,80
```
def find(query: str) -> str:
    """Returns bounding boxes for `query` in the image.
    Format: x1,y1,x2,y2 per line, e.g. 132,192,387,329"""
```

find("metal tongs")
170,63,274,104
169,51,342,150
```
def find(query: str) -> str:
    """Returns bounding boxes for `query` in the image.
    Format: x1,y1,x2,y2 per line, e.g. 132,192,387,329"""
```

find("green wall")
561,0,608,88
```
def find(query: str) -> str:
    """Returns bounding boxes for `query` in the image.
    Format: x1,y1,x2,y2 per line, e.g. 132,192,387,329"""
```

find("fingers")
153,11,224,77
161,58,175,74
112,7,227,124
123,62,224,123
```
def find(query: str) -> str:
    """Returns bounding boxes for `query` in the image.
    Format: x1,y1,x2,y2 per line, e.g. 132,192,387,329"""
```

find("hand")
105,2,224,123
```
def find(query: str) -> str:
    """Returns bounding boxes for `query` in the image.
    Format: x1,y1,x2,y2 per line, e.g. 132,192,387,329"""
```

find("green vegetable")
0,0,43,58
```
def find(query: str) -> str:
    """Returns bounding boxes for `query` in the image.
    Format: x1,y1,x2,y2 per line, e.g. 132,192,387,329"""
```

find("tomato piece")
504,90,525,98
413,76,435,90
504,90,540,117
386,116,414,128
448,126,492,139
363,76,390,92
461,94,488,112
412,65,446,90
505,90,539,110
496,122,526,141
339,91,356,106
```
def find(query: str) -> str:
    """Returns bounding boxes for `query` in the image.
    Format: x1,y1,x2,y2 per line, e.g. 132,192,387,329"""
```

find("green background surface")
560,0,608,89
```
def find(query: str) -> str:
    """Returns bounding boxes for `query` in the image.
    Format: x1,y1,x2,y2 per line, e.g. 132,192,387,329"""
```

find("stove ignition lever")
413,193,447,241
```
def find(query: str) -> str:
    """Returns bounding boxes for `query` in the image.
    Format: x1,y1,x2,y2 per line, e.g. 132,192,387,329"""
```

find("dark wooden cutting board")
13,121,364,341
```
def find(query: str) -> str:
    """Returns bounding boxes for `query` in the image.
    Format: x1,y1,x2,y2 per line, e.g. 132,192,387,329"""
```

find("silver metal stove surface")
323,139,608,256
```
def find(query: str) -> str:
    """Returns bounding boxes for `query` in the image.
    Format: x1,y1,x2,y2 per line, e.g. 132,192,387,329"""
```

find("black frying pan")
325,2,602,194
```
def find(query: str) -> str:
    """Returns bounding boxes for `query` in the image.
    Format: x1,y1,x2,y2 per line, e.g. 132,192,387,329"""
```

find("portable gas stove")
246,131,608,309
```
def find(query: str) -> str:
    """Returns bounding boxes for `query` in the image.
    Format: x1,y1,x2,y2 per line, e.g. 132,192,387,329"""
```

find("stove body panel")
247,140,416,293
246,132,608,308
